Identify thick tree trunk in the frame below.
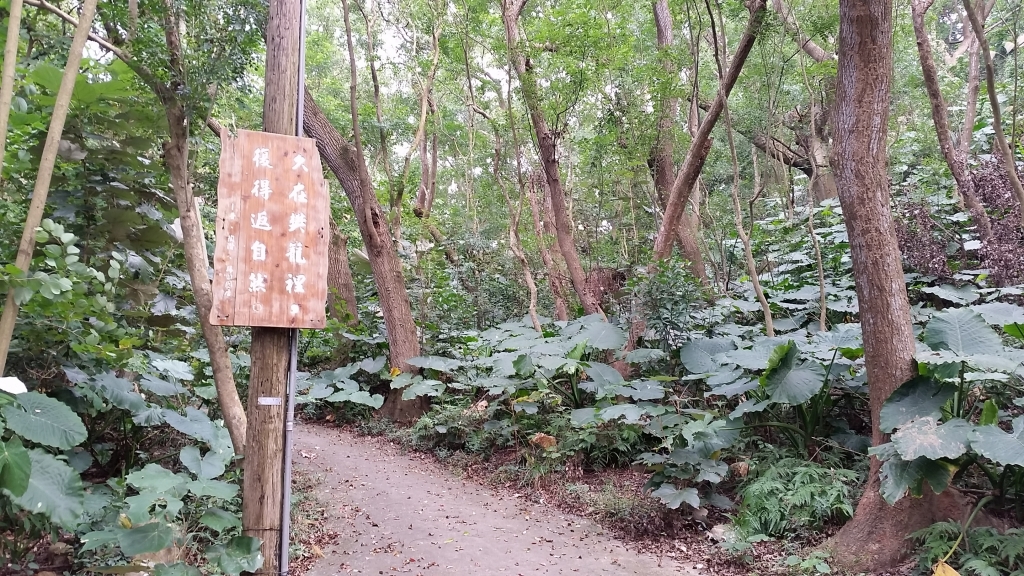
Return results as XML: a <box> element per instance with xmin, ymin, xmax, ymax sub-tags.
<box><xmin>964</xmin><ymin>0</ymin><xmax>1024</xmax><ymax>225</ymax></box>
<box><xmin>652</xmin><ymin>0</ymin><xmax>766</xmax><ymax>261</ymax></box>
<box><xmin>502</xmin><ymin>0</ymin><xmax>603</xmax><ymax>317</ymax></box>
<box><xmin>302</xmin><ymin>91</ymin><xmax>425</xmax><ymax>422</ymax></box>
<box><xmin>912</xmin><ymin>0</ymin><xmax>993</xmax><ymax>238</ymax></box>
<box><xmin>827</xmin><ymin>2</ymin><xmax>945</xmax><ymax>570</ymax></box>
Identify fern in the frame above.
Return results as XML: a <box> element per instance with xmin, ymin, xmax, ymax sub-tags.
<box><xmin>735</xmin><ymin>458</ymin><xmax>858</xmax><ymax>537</ymax></box>
<box><xmin>912</xmin><ymin>522</ymin><xmax>1024</xmax><ymax>575</ymax></box>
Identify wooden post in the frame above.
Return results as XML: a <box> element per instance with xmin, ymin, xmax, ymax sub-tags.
<box><xmin>242</xmin><ymin>0</ymin><xmax>301</xmax><ymax>573</ymax></box>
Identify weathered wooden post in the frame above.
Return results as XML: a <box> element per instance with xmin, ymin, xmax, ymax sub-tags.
<box><xmin>210</xmin><ymin>1</ymin><xmax>323</xmax><ymax>573</ymax></box>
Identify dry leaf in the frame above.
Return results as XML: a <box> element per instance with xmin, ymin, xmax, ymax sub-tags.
<box><xmin>933</xmin><ymin>560</ymin><xmax>960</xmax><ymax>576</ymax></box>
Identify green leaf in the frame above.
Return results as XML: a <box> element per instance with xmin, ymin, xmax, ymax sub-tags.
<box><xmin>151</xmin><ymin>358</ymin><xmax>194</xmax><ymax>380</ymax></box>
<box><xmin>879</xmin><ymin>376</ymin><xmax>955</xmax><ymax>433</ymax></box>
<box><xmin>924</xmin><ymin>308</ymin><xmax>1002</xmax><ymax>356</ymax></box>
<box><xmin>575</xmin><ymin>322</ymin><xmax>626</xmax><ymax>350</ymax></box>
<box><xmin>152</xmin><ymin>564</ymin><xmax>202</xmax><ymax>576</ymax></box>
<box><xmin>877</xmin><ymin>450</ymin><xmax>957</xmax><ymax>504</ymax></box>
<box><xmin>650</xmin><ymin>483</ymin><xmax>699</xmax><ymax>509</ymax></box>
<box><xmin>80</xmin><ymin>529</ymin><xmax>121</xmax><ymax>552</ymax></box>
<box><xmin>2</xmin><ymin>391</ymin><xmax>87</xmax><ymax>449</ymax></box>
<box><xmin>759</xmin><ymin>342</ymin><xmax>825</xmax><ymax>405</ymax></box>
<box><xmin>0</xmin><ymin>436</ymin><xmax>31</xmax><ymax>496</ymax></box>
<box><xmin>179</xmin><ymin>446</ymin><xmax>226</xmax><ymax>480</ymax></box>
<box><xmin>162</xmin><ymin>408</ymin><xmax>217</xmax><ymax>444</ymax></box>
<box><xmin>971</xmin><ymin>302</ymin><xmax>1024</xmax><ymax>326</ymax></box>
<box><xmin>358</xmin><ymin>355</ymin><xmax>387</xmax><ymax>373</ymax></box>
<box><xmin>512</xmin><ymin>354</ymin><xmax>535</xmax><ymax>376</ymax></box>
<box><xmin>187</xmin><ymin>478</ymin><xmax>238</xmax><ymax>499</ymax></box>
<box><xmin>30</xmin><ymin>63</ymin><xmax>64</xmax><ymax>92</ymax></box>
<box><xmin>14</xmin><ymin>449</ymin><xmax>84</xmax><ymax>528</ymax></box>
<box><xmin>891</xmin><ymin>417</ymin><xmax>972</xmax><ymax>460</ymax></box>
<box><xmin>406</xmin><ymin>356</ymin><xmax>463</xmax><ymax>372</ymax></box>
<box><xmin>401</xmin><ymin>379</ymin><xmax>445</xmax><ymax>401</ymax></box>
<box><xmin>127</xmin><ymin>463</ymin><xmax>187</xmax><ymax>493</ymax></box>
<box><xmin>624</xmin><ymin>348</ymin><xmax>667</xmax><ymax>363</ymax></box>
<box><xmin>117</xmin><ymin>522</ymin><xmax>174</xmax><ymax>557</ymax></box>
<box><xmin>199</xmin><ymin>507</ymin><xmax>242</xmax><ymax>532</ymax></box>
<box><xmin>139</xmin><ymin>374</ymin><xmax>187</xmax><ymax>396</ymax></box>
<box><xmin>679</xmin><ymin>338</ymin><xmax>735</xmax><ymax>374</ymax></box>
<box><xmin>598</xmin><ymin>404</ymin><xmax>646</xmax><ymax>423</ymax></box>
<box><xmin>980</xmin><ymin>400</ymin><xmax>999</xmax><ymax>426</ymax></box>
<box><xmin>90</xmin><ymin>372</ymin><xmax>147</xmax><ymax>412</ymax></box>
<box><xmin>207</xmin><ymin>536</ymin><xmax>264</xmax><ymax>576</ymax></box>
<box><xmin>585</xmin><ymin>361</ymin><xmax>624</xmax><ymax>396</ymax></box>
<box><xmin>970</xmin><ymin>417</ymin><xmax>1024</xmax><ymax>467</ymax></box>
<box><xmin>921</xmin><ymin>284</ymin><xmax>980</xmax><ymax>305</ymax></box>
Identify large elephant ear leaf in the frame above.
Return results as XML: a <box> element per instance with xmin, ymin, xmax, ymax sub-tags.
<box><xmin>970</xmin><ymin>416</ymin><xmax>1024</xmax><ymax>467</ymax></box>
<box><xmin>679</xmin><ymin>338</ymin><xmax>735</xmax><ymax>374</ymax></box>
<box><xmin>879</xmin><ymin>376</ymin><xmax>955</xmax><ymax>434</ymax></box>
<box><xmin>14</xmin><ymin>449</ymin><xmax>84</xmax><ymax>528</ymax></box>
<box><xmin>1</xmin><ymin>392</ymin><xmax>87</xmax><ymax>449</ymax></box>
<box><xmin>924</xmin><ymin>308</ymin><xmax>1002</xmax><ymax>355</ymax></box>
<box><xmin>759</xmin><ymin>342</ymin><xmax>825</xmax><ymax>405</ymax></box>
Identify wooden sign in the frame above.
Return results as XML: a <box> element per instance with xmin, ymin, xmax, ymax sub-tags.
<box><xmin>210</xmin><ymin>129</ymin><xmax>330</xmax><ymax>328</ymax></box>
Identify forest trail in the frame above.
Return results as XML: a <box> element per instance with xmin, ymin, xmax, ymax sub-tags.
<box><xmin>293</xmin><ymin>424</ymin><xmax>701</xmax><ymax>575</ymax></box>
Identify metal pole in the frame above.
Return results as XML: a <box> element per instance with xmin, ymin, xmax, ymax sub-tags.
<box><xmin>280</xmin><ymin>1</ymin><xmax>306</xmax><ymax>573</ymax></box>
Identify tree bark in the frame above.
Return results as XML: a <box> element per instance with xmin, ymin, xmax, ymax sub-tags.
<box><xmin>912</xmin><ymin>0</ymin><xmax>993</xmax><ymax>238</ymax></box>
<box><xmin>526</xmin><ymin>176</ymin><xmax>569</xmax><ymax>321</ymax></box>
<box><xmin>303</xmin><ymin>91</ymin><xmax>425</xmax><ymax>422</ymax></box>
<box><xmin>327</xmin><ymin>219</ymin><xmax>358</xmax><ymax>366</ymax></box>
<box><xmin>652</xmin><ymin>0</ymin><xmax>766</xmax><ymax>261</ymax></box>
<box><xmin>242</xmin><ymin>0</ymin><xmax>301</xmax><ymax>571</ymax></box>
<box><xmin>964</xmin><ymin>0</ymin><xmax>1024</xmax><ymax>225</ymax></box>
<box><xmin>502</xmin><ymin>0</ymin><xmax>604</xmax><ymax>317</ymax></box>
<box><xmin>827</xmin><ymin>2</ymin><xmax>945</xmax><ymax>569</ymax></box>
<box><xmin>0</xmin><ymin>0</ymin><xmax>24</xmax><ymax>179</ymax></box>
<box><xmin>652</xmin><ymin>0</ymin><xmax>710</xmax><ymax>286</ymax></box>
<box><xmin>769</xmin><ymin>0</ymin><xmax>834</xmax><ymax>63</ymax></box>
<box><xmin>959</xmin><ymin>0</ymin><xmax>997</xmax><ymax>153</ymax></box>
<box><xmin>327</xmin><ymin>220</ymin><xmax>359</xmax><ymax>327</ymax></box>
<box><xmin>0</xmin><ymin>0</ymin><xmax>96</xmax><ymax>375</ymax></box>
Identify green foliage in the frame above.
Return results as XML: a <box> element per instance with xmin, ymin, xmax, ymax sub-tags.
<box><xmin>912</xmin><ymin>522</ymin><xmax>1024</xmax><ymax>576</ymax></box>
<box><xmin>735</xmin><ymin>457</ymin><xmax>859</xmax><ymax>537</ymax></box>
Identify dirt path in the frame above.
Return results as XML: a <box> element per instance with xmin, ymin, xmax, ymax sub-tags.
<box><xmin>293</xmin><ymin>424</ymin><xmax>702</xmax><ymax>575</ymax></box>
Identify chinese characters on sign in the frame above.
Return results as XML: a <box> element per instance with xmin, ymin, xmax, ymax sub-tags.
<box><xmin>209</xmin><ymin>130</ymin><xmax>330</xmax><ymax>328</ymax></box>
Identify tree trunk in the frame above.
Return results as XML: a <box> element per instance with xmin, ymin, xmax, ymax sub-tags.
<box><xmin>241</xmin><ymin>0</ymin><xmax>302</xmax><ymax>571</ymax></box>
<box><xmin>526</xmin><ymin>176</ymin><xmax>569</xmax><ymax>321</ymax></box>
<box><xmin>0</xmin><ymin>0</ymin><xmax>96</xmax><ymax>375</ymax></box>
<box><xmin>964</xmin><ymin>0</ymin><xmax>1024</xmax><ymax>225</ymax></box>
<box><xmin>827</xmin><ymin>2</ymin><xmax>945</xmax><ymax>569</ymax></box>
<box><xmin>302</xmin><ymin>91</ymin><xmax>425</xmax><ymax>422</ymax></box>
<box><xmin>958</xmin><ymin>0</ymin><xmax>996</xmax><ymax>153</ymax></box>
<box><xmin>912</xmin><ymin>0</ymin><xmax>993</xmax><ymax>238</ymax></box>
<box><xmin>327</xmin><ymin>219</ymin><xmax>358</xmax><ymax>366</ymax></box>
<box><xmin>165</xmin><ymin>106</ymin><xmax>248</xmax><ymax>454</ymax></box>
<box><xmin>652</xmin><ymin>0</ymin><xmax>710</xmax><ymax>286</ymax></box>
<box><xmin>652</xmin><ymin>0</ymin><xmax>767</xmax><ymax>261</ymax></box>
<box><xmin>769</xmin><ymin>0</ymin><xmax>834</xmax><ymax>63</ymax></box>
<box><xmin>502</xmin><ymin>0</ymin><xmax>603</xmax><ymax>317</ymax></box>
<box><xmin>328</xmin><ymin>220</ymin><xmax>359</xmax><ymax>327</ymax></box>
<box><xmin>0</xmin><ymin>0</ymin><xmax>24</xmax><ymax>179</ymax></box>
